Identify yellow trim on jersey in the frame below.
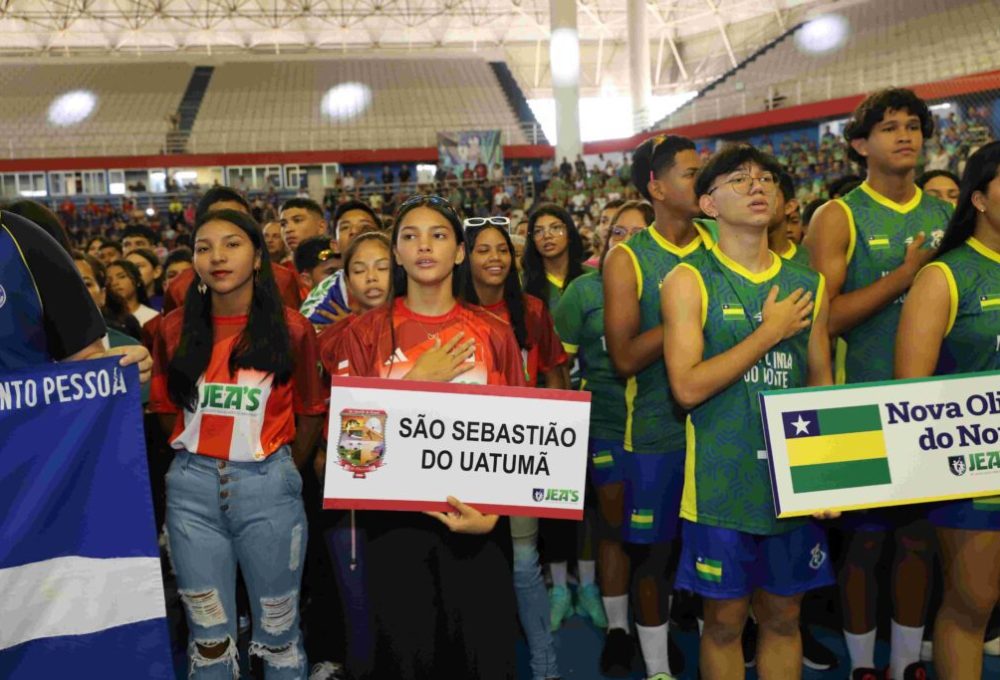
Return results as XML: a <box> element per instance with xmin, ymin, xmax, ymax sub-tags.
<box><xmin>0</xmin><ymin>221</ymin><xmax>44</xmax><ymax>311</ymax></box>
<box><xmin>623</xmin><ymin>377</ymin><xmax>638</xmax><ymax>452</ymax></box>
<box><xmin>619</xmin><ymin>243</ymin><xmax>643</xmax><ymax>300</ymax></box>
<box><xmin>680</xmin><ymin>416</ymin><xmax>698</xmax><ymax>522</ymax></box>
<box><xmin>860</xmin><ymin>180</ymin><xmax>923</xmax><ymax>214</ymax></box>
<box><xmin>579</xmin><ymin>378</ymin><xmax>587</xmax><ymax>391</ymax></box>
<box><xmin>647</xmin><ymin>224</ymin><xmax>703</xmax><ymax>257</ymax></box>
<box><xmin>561</xmin><ymin>341</ymin><xmax>579</xmax><ymax>354</ymax></box>
<box><xmin>920</xmin><ymin>262</ymin><xmax>958</xmax><ymax>337</ymax></box>
<box><xmin>711</xmin><ymin>246</ymin><xmax>782</xmax><ymax>284</ymax></box>
<box><xmin>694</xmin><ymin>220</ymin><xmax>716</xmax><ymax>250</ymax></box>
<box><xmin>834</xmin><ymin>338</ymin><xmax>848</xmax><ymax>385</ymax></box>
<box><xmin>967</xmin><ymin>236</ymin><xmax>1000</xmax><ymax>265</ymax></box>
<box><xmin>781</xmin><ymin>241</ymin><xmax>798</xmax><ymax>260</ymax></box>
<box><xmin>813</xmin><ymin>273</ymin><xmax>826</xmax><ymax>322</ymax></box>
<box><xmin>546</xmin><ymin>271</ymin><xmax>565</xmax><ymax>290</ymax></box>
<box><xmin>673</xmin><ymin>262</ymin><xmax>708</xmax><ymax>327</ymax></box>
<box><xmin>834</xmin><ymin>198</ymin><xmax>858</xmax><ymax>266</ymax></box>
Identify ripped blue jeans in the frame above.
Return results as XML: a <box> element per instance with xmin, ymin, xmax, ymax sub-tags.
<box><xmin>165</xmin><ymin>447</ymin><xmax>307</xmax><ymax>679</ymax></box>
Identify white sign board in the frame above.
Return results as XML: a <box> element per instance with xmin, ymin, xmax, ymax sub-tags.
<box><xmin>760</xmin><ymin>371</ymin><xmax>1000</xmax><ymax>518</ymax></box>
<box><xmin>323</xmin><ymin>376</ymin><xmax>592</xmax><ymax>519</ymax></box>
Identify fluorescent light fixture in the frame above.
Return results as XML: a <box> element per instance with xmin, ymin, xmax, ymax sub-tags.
<box><xmin>48</xmin><ymin>90</ymin><xmax>97</xmax><ymax>127</ymax></box>
<box><xmin>175</xmin><ymin>171</ymin><xmax>198</xmax><ymax>180</ymax></box>
<box><xmin>321</xmin><ymin>82</ymin><xmax>373</xmax><ymax>121</ymax></box>
<box><xmin>110</xmin><ymin>183</ymin><xmax>126</xmax><ymax>195</ymax></box>
<box><xmin>19</xmin><ymin>190</ymin><xmax>47</xmax><ymax>197</ymax></box>
<box><xmin>795</xmin><ymin>14</ymin><xmax>849</xmax><ymax>55</ymax></box>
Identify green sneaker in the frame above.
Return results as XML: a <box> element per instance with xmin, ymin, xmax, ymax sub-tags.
<box><xmin>574</xmin><ymin>583</ymin><xmax>608</xmax><ymax>628</ymax></box>
<box><xmin>549</xmin><ymin>585</ymin><xmax>574</xmax><ymax>631</ymax></box>
<box><xmin>646</xmin><ymin>673</ymin><xmax>677</xmax><ymax>680</ymax></box>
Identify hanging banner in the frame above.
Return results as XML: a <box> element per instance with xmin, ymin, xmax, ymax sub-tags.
<box><xmin>323</xmin><ymin>376</ymin><xmax>591</xmax><ymax>519</ymax></box>
<box><xmin>436</xmin><ymin>130</ymin><xmax>503</xmax><ymax>175</ymax></box>
<box><xmin>760</xmin><ymin>371</ymin><xmax>1000</xmax><ymax>518</ymax></box>
<box><xmin>0</xmin><ymin>359</ymin><xmax>172</xmax><ymax>678</ymax></box>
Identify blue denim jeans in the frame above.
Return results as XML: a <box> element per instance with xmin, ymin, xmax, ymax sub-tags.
<box><xmin>165</xmin><ymin>447</ymin><xmax>308</xmax><ymax>679</ymax></box>
<box><xmin>511</xmin><ymin>517</ymin><xmax>559</xmax><ymax>680</ymax></box>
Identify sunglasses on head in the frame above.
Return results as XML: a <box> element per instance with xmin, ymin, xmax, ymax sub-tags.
<box><xmin>317</xmin><ymin>248</ymin><xmax>338</xmax><ymax>262</ymax></box>
<box><xmin>462</xmin><ymin>216</ymin><xmax>511</xmax><ymax>232</ymax></box>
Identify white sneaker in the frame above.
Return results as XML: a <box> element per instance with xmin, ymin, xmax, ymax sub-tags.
<box><xmin>985</xmin><ymin>634</ymin><xmax>1000</xmax><ymax>656</ymax></box>
<box><xmin>920</xmin><ymin>639</ymin><xmax>933</xmax><ymax>663</ymax></box>
<box><xmin>309</xmin><ymin>661</ymin><xmax>345</xmax><ymax>680</ymax></box>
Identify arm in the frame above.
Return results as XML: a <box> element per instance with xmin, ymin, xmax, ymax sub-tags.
<box><xmin>292</xmin><ymin>414</ymin><xmax>325</xmax><ymax>469</ymax></box>
<box><xmin>543</xmin><ymin>364</ymin><xmax>569</xmax><ymax>390</ymax></box>
<box><xmin>805</xmin><ymin>200</ymin><xmax>933</xmax><ymax>337</ymax></box>
<box><xmin>807</xmin><ymin>288</ymin><xmax>833</xmax><ymax>387</ymax></box>
<box><xmin>661</xmin><ymin>266</ymin><xmax>814</xmax><ymax>411</ymax></box>
<box><xmin>894</xmin><ymin>265</ymin><xmax>951</xmax><ymax>379</ymax></box>
<box><xmin>603</xmin><ymin>246</ymin><xmax>663</xmax><ymax>377</ymax></box>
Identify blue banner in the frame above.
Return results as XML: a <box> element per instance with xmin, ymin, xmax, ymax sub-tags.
<box><xmin>0</xmin><ymin>358</ymin><xmax>173</xmax><ymax>678</ymax></box>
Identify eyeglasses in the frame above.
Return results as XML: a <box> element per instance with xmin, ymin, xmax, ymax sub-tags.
<box><xmin>463</xmin><ymin>216</ymin><xmax>511</xmax><ymax>232</ymax></box>
<box><xmin>399</xmin><ymin>194</ymin><xmax>454</xmax><ymax>212</ymax></box>
<box><xmin>610</xmin><ymin>226</ymin><xmax>645</xmax><ymax>240</ymax></box>
<box><xmin>532</xmin><ymin>224</ymin><xmax>567</xmax><ymax>239</ymax></box>
<box><xmin>707</xmin><ymin>173</ymin><xmax>777</xmax><ymax>196</ymax></box>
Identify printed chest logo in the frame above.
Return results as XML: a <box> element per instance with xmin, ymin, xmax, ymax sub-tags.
<box><xmin>979</xmin><ymin>294</ymin><xmax>1000</xmax><ymax>313</ymax></box>
<box><xmin>0</xmin><ymin>284</ymin><xmax>6</xmax><ymax>310</ymax></box>
<box><xmin>198</xmin><ymin>383</ymin><xmax>263</xmax><ymax>414</ymax></box>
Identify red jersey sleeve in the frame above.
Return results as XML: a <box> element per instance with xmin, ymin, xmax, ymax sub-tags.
<box><xmin>163</xmin><ymin>268</ymin><xmax>193</xmax><ymax>314</ymax></box>
<box><xmin>318</xmin><ymin>314</ymin><xmax>356</xmax><ymax>377</ymax></box>
<box><xmin>274</xmin><ymin>264</ymin><xmax>304</xmax><ymax>309</ymax></box>
<box><xmin>148</xmin><ymin>312</ymin><xmax>180</xmax><ymax>414</ymax></box>
<box><xmin>482</xmin><ymin>314</ymin><xmax>526</xmax><ymax>387</ymax></box>
<box><xmin>528</xmin><ymin>295</ymin><xmax>568</xmax><ymax>374</ymax></box>
<box><xmin>286</xmin><ymin>310</ymin><xmax>328</xmax><ymax>416</ymax></box>
<box><xmin>340</xmin><ymin>311</ymin><xmax>381</xmax><ymax>378</ymax></box>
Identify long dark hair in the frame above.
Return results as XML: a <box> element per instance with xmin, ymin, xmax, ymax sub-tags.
<box><xmin>167</xmin><ymin>209</ymin><xmax>292</xmax><ymax>411</ymax></box>
<box><xmin>522</xmin><ymin>203</ymin><xmax>584</xmax><ymax>309</ymax></box>
<box><xmin>73</xmin><ymin>250</ymin><xmax>143</xmax><ymax>340</ymax></box>
<box><xmin>458</xmin><ymin>224</ymin><xmax>528</xmax><ymax>350</ymax></box>
<box><xmin>107</xmin><ymin>258</ymin><xmax>149</xmax><ymax>306</ymax></box>
<box><xmin>936</xmin><ymin>141</ymin><xmax>1000</xmax><ymax>259</ymax></box>
<box><xmin>127</xmin><ymin>247</ymin><xmax>164</xmax><ymax>297</ymax></box>
<box><xmin>389</xmin><ymin>195</ymin><xmax>465</xmax><ymax>301</ymax></box>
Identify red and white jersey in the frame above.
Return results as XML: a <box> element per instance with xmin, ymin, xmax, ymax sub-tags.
<box><xmin>483</xmin><ymin>294</ymin><xmax>568</xmax><ymax>387</ymax></box>
<box><xmin>150</xmin><ymin>307</ymin><xmax>327</xmax><ymax>461</ymax></box>
<box><xmin>340</xmin><ymin>298</ymin><xmax>525</xmax><ymax>387</ymax></box>
<box><xmin>317</xmin><ymin>312</ymin><xmax>358</xmax><ymax>378</ymax></box>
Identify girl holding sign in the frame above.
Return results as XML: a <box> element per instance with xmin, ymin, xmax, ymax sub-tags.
<box><xmin>896</xmin><ymin>140</ymin><xmax>1000</xmax><ymax>680</ymax></box>
<box><xmin>458</xmin><ymin>217</ymin><xmax>569</xmax><ymax>680</ymax></box>
<box><xmin>150</xmin><ymin>209</ymin><xmax>327</xmax><ymax>678</ymax></box>
<box><xmin>340</xmin><ymin>195</ymin><xmax>525</xmax><ymax>679</ymax></box>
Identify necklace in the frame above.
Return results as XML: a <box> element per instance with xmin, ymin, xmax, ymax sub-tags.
<box><xmin>413</xmin><ymin>319</ymin><xmax>441</xmax><ymax>341</ymax></box>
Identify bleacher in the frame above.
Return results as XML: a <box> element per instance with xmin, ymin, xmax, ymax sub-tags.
<box><xmin>656</xmin><ymin>0</ymin><xmax>1000</xmax><ymax>129</ymax></box>
<box><xmin>0</xmin><ymin>62</ymin><xmax>190</xmax><ymax>158</ymax></box>
<box><xmin>187</xmin><ymin>58</ymin><xmax>530</xmax><ymax>153</ymax></box>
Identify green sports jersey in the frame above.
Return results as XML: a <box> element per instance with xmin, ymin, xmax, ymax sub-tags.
<box><xmin>618</xmin><ymin>226</ymin><xmax>706</xmax><ymax>453</ymax></box>
<box><xmin>679</xmin><ymin>247</ymin><xmax>824</xmax><ymax>535</ymax></box>
<box><xmin>542</xmin><ymin>264</ymin><xmax>596</xmax><ymax>310</ymax></box>
<box><xmin>780</xmin><ymin>241</ymin><xmax>811</xmax><ymax>268</ymax></box>
<box><xmin>925</xmin><ymin>238</ymin><xmax>1000</xmax><ymax>509</ymax></box>
<box><xmin>553</xmin><ymin>271</ymin><xmax>627</xmax><ymax>440</ymax></box>
<box><xmin>838</xmin><ymin>182</ymin><xmax>952</xmax><ymax>383</ymax></box>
